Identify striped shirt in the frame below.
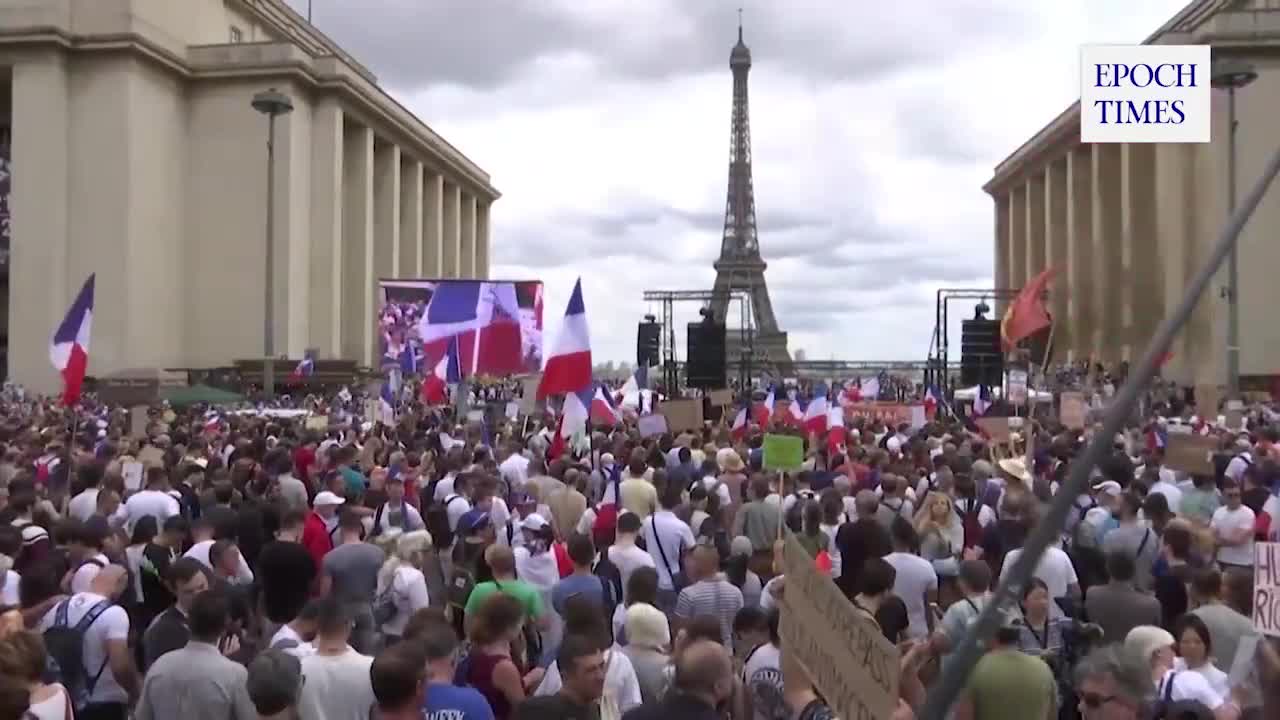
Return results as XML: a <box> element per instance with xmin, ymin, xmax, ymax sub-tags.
<box><xmin>674</xmin><ymin>578</ymin><xmax>744</xmax><ymax>650</ymax></box>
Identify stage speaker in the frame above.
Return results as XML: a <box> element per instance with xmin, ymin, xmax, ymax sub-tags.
<box><xmin>686</xmin><ymin>321</ymin><xmax>727</xmax><ymax>390</ymax></box>
<box><xmin>636</xmin><ymin>322</ymin><xmax>661</xmax><ymax>368</ymax></box>
<box><xmin>961</xmin><ymin>319</ymin><xmax>1003</xmax><ymax>387</ymax></box>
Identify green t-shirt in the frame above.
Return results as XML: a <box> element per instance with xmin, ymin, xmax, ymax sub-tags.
<box><xmin>965</xmin><ymin>649</ymin><xmax>1056</xmax><ymax>720</ymax></box>
<box><xmin>464</xmin><ymin>579</ymin><xmax>544</xmax><ymax>620</ymax></box>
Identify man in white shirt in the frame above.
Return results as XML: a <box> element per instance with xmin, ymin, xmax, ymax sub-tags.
<box><xmin>609</xmin><ymin>511</ymin><xmax>656</xmax><ymax>601</ymax></box>
<box><xmin>124</xmin><ymin>465</ymin><xmax>181</xmax><ymax>534</ymax></box>
<box><xmin>371</xmin><ymin>474</ymin><xmax>425</xmax><ymax>536</ymax></box>
<box><xmin>498</xmin><ymin>443</ymin><xmax>530</xmax><ymax>496</ymax></box>
<box><xmin>70</xmin><ymin>517</ymin><xmax>116</xmax><ymax>594</ymax></box>
<box><xmin>1211</xmin><ymin>480</ymin><xmax>1256</xmax><ymax>572</ymax></box>
<box><xmin>1000</xmin><ymin>541</ymin><xmax>1080</xmax><ymax>619</ymax></box>
<box><xmin>40</xmin><ymin>565</ymin><xmax>140</xmax><ymax>715</ymax></box>
<box><xmin>883</xmin><ymin>518</ymin><xmax>937</xmax><ymax>639</ymax></box>
<box><xmin>641</xmin><ymin>486</ymin><xmax>695</xmax><ymax>613</ymax></box>
<box><xmin>68</xmin><ymin>462</ymin><xmax>109</xmax><ymax>522</ymax></box>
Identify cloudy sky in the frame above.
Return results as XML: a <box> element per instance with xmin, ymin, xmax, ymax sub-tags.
<box><xmin>291</xmin><ymin>0</ymin><xmax>1188</xmax><ymax>365</ymax></box>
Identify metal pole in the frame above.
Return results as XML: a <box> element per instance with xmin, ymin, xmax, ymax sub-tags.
<box><xmin>263</xmin><ymin>112</ymin><xmax>276</xmax><ymax>400</ymax></box>
<box><xmin>920</xmin><ymin>140</ymin><xmax>1280</xmax><ymax>720</ymax></box>
<box><xmin>1226</xmin><ymin>86</ymin><xmax>1240</xmax><ymax>398</ymax></box>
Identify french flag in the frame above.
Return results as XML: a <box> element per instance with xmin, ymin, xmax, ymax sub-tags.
<box><xmin>417</xmin><ymin>281</ymin><xmax>524</xmax><ymax>376</ymax></box>
<box><xmin>972</xmin><ymin>384</ymin><xmax>992</xmax><ymax>417</ymax></box>
<box><xmin>591</xmin><ymin>384</ymin><xmax>621</xmax><ymax>426</ymax></box>
<box><xmin>49</xmin><ymin>274</ymin><xmax>95</xmax><ymax>407</ymax></box>
<box><xmin>379</xmin><ymin>380</ymin><xmax>396</xmax><ymax>423</ymax></box>
<box><xmin>753</xmin><ymin>387</ymin><xmax>775</xmax><ymax>426</ymax></box>
<box><xmin>550</xmin><ymin>387</ymin><xmax>592</xmax><ymax>458</ymax></box>
<box><xmin>826</xmin><ymin>406</ymin><xmax>846</xmax><ymax>455</ymax></box>
<box><xmin>290</xmin><ymin>349</ymin><xmax>316</xmax><ymax>381</ymax></box>
<box><xmin>786</xmin><ymin>390</ymin><xmax>805</xmax><ymax>427</ymax></box>
<box><xmin>860</xmin><ymin>375</ymin><xmax>881</xmax><ymax>401</ymax></box>
<box><xmin>422</xmin><ymin>336</ymin><xmax>462</xmax><ymax>405</ymax></box>
<box><xmin>923</xmin><ymin>386</ymin><xmax>938</xmax><ymax>416</ymax></box>
<box><xmin>537</xmin><ymin>279</ymin><xmax>592</xmax><ymax>400</ymax></box>
<box><xmin>803</xmin><ymin>383</ymin><xmax>830</xmax><ymax>434</ymax></box>
<box><xmin>731</xmin><ymin>399</ymin><xmax>750</xmax><ymax>440</ymax></box>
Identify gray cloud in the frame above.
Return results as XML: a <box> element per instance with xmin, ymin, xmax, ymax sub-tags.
<box><xmin>289</xmin><ymin>0</ymin><xmax>1040</xmax><ymax>92</ymax></box>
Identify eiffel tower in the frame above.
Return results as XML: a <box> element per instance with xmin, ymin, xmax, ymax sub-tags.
<box><xmin>709</xmin><ymin>16</ymin><xmax>791</xmax><ymax>375</ymax></box>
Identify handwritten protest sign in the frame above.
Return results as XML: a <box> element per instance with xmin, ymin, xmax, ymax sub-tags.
<box><xmin>1165</xmin><ymin>433</ymin><xmax>1217</xmax><ymax>476</ymax></box>
<box><xmin>762</xmin><ymin>434</ymin><xmax>803</xmax><ymax>471</ymax></box>
<box><xmin>780</xmin><ymin>534</ymin><xmax>898</xmax><ymax>720</ymax></box>
<box><xmin>1059</xmin><ymin>392</ymin><xmax>1087</xmax><ymax>430</ymax></box>
<box><xmin>659</xmin><ymin>398</ymin><xmax>702</xmax><ymax>432</ymax></box>
<box><xmin>843</xmin><ymin>402</ymin><xmax>926</xmax><ymax>426</ymax></box>
<box><xmin>638</xmin><ymin>413</ymin><xmax>668</xmax><ymax>438</ymax></box>
<box><xmin>708</xmin><ymin>389</ymin><xmax>734</xmax><ymax>407</ymax></box>
<box><xmin>1254</xmin><ymin>542</ymin><xmax>1280</xmax><ymax>637</ymax></box>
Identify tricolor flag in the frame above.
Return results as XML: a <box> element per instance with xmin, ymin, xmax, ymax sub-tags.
<box><xmin>290</xmin><ymin>349</ymin><xmax>316</xmax><ymax>381</ymax></box>
<box><xmin>860</xmin><ymin>375</ymin><xmax>881</xmax><ymax>401</ymax></box>
<box><xmin>731</xmin><ymin>395</ymin><xmax>751</xmax><ymax>441</ymax></box>
<box><xmin>590</xmin><ymin>384</ymin><xmax>622</xmax><ymax>426</ymax></box>
<box><xmin>422</xmin><ymin>336</ymin><xmax>462</xmax><ymax>405</ymax></box>
<box><xmin>378</xmin><ymin>380</ymin><xmax>396</xmax><ymax>424</ymax></box>
<box><xmin>972</xmin><ymin>385</ymin><xmax>992</xmax><ymax>417</ymax></box>
<box><xmin>550</xmin><ymin>386</ymin><xmax>592</xmax><ymax>458</ymax></box>
<box><xmin>803</xmin><ymin>383</ymin><xmax>830</xmax><ymax>435</ymax></box>
<box><xmin>416</xmin><ymin>281</ymin><xmax>525</xmax><ymax>375</ymax></box>
<box><xmin>619</xmin><ymin>366</ymin><xmax>649</xmax><ymax>410</ymax></box>
<box><xmin>537</xmin><ymin>279</ymin><xmax>592</xmax><ymax>400</ymax></box>
<box><xmin>786</xmin><ymin>389</ymin><xmax>805</xmax><ymax>427</ymax></box>
<box><xmin>923</xmin><ymin>386</ymin><xmax>939</xmax><ymax>416</ymax></box>
<box><xmin>826</xmin><ymin>406</ymin><xmax>846</xmax><ymax>455</ymax></box>
<box><xmin>49</xmin><ymin>274</ymin><xmax>95</xmax><ymax>407</ymax></box>
<box><xmin>753</xmin><ymin>387</ymin><xmax>776</xmax><ymax>426</ymax></box>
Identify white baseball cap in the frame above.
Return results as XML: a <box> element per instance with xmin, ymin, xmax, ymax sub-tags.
<box><xmin>313</xmin><ymin>491</ymin><xmax>346</xmax><ymax>507</ymax></box>
<box><xmin>520</xmin><ymin>513</ymin><xmax>549</xmax><ymax>531</ymax></box>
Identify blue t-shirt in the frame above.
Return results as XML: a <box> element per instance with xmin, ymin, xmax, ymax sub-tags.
<box><xmin>551</xmin><ymin>573</ymin><xmax>605</xmax><ymax>616</ymax></box>
<box><xmin>423</xmin><ymin>682</ymin><xmax>494</xmax><ymax>720</ymax></box>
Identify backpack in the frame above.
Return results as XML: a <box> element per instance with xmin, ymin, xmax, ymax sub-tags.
<box><xmin>447</xmin><ymin>562</ymin><xmax>476</xmax><ymax>612</ymax></box>
<box><xmin>593</xmin><ymin>555</ymin><xmax>623</xmax><ymax>633</ymax></box>
<box><xmin>784</xmin><ymin>496</ymin><xmax>806</xmax><ymax>534</ymax></box>
<box><xmin>43</xmin><ymin>598</ymin><xmax>113</xmax><ymax>710</ymax></box>
<box><xmin>425</xmin><ymin>495</ymin><xmax>465</xmax><ymax>549</ymax></box>
<box><xmin>373</xmin><ymin>582</ymin><xmax>398</xmax><ymax>626</ymax></box>
<box><xmin>957</xmin><ymin>498</ymin><xmax>984</xmax><ymax>549</ymax></box>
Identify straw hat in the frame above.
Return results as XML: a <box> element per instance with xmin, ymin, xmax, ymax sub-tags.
<box><xmin>997</xmin><ymin>457</ymin><xmax>1031</xmax><ymax>484</ymax></box>
<box><xmin>717</xmin><ymin>448</ymin><xmax>745</xmax><ymax>473</ymax></box>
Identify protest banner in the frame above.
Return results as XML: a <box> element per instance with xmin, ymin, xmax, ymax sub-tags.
<box><xmin>660</xmin><ymin>398</ymin><xmax>702</xmax><ymax>432</ymax></box>
<box><xmin>762</xmin><ymin>434</ymin><xmax>803</xmax><ymax>471</ymax></box>
<box><xmin>975</xmin><ymin>417</ymin><xmax>1010</xmax><ymax>445</ymax></box>
<box><xmin>128</xmin><ymin>405</ymin><xmax>148</xmax><ymax>438</ymax></box>
<box><xmin>779</xmin><ymin>534</ymin><xmax>898</xmax><ymax>720</ymax></box>
<box><xmin>638</xmin><ymin>413</ymin><xmax>668</xmax><ymax>438</ymax></box>
<box><xmin>1165</xmin><ymin>433</ymin><xmax>1217</xmax><ymax>476</ymax></box>
<box><xmin>1255</xmin><ymin>542</ymin><xmax>1280</xmax><ymax>637</ymax></box>
<box><xmin>519</xmin><ymin>376</ymin><xmax>541</xmax><ymax>414</ymax></box>
<box><xmin>708</xmin><ymin>389</ymin><xmax>734</xmax><ymax>407</ymax></box>
<box><xmin>842</xmin><ymin>402</ymin><xmax>925</xmax><ymax>426</ymax></box>
<box><xmin>1059</xmin><ymin>392</ymin><xmax>1086</xmax><ymax>430</ymax></box>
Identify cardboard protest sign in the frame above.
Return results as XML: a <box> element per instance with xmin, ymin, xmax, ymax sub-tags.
<box><xmin>779</xmin><ymin>534</ymin><xmax>898</xmax><ymax>720</ymax></box>
<box><xmin>637</xmin><ymin>413</ymin><xmax>668</xmax><ymax>438</ymax></box>
<box><xmin>519</xmin><ymin>376</ymin><xmax>542</xmax><ymax>414</ymax></box>
<box><xmin>762</xmin><ymin>434</ymin><xmax>803</xmax><ymax>471</ymax></box>
<box><xmin>1059</xmin><ymin>392</ymin><xmax>1086</xmax><ymax>430</ymax></box>
<box><xmin>975</xmin><ymin>417</ymin><xmax>1011</xmax><ymax>444</ymax></box>
<box><xmin>122</xmin><ymin>461</ymin><xmax>144</xmax><ymax>492</ymax></box>
<box><xmin>1165</xmin><ymin>433</ymin><xmax>1217</xmax><ymax>476</ymax></box>
<box><xmin>1255</xmin><ymin>542</ymin><xmax>1280</xmax><ymax>638</ymax></box>
<box><xmin>129</xmin><ymin>405</ymin><xmax>148</xmax><ymax>438</ymax></box>
<box><xmin>708</xmin><ymin>389</ymin><xmax>734</xmax><ymax>407</ymax></box>
<box><xmin>843</xmin><ymin>403</ymin><xmax>925</xmax><ymax>426</ymax></box>
<box><xmin>660</xmin><ymin>398</ymin><xmax>702</xmax><ymax>433</ymax></box>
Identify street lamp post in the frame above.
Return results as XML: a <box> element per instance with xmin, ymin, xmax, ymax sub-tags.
<box><xmin>251</xmin><ymin>88</ymin><xmax>294</xmax><ymax>401</ymax></box>
<box><xmin>1211</xmin><ymin>60</ymin><xmax>1256</xmax><ymax>400</ymax></box>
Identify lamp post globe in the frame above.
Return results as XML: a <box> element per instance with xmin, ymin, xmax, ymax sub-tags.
<box><xmin>251</xmin><ymin>88</ymin><xmax>294</xmax><ymax>116</ymax></box>
<box><xmin>1211</xmin><ymin>59</ymin><xmax>1257</xmax><ymax>90</ymax></box>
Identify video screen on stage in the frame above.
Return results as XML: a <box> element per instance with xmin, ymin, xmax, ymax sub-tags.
<box><xmin>378</xmin><ymin>279</ymin><xmax>544</xmax><ymax>377</ymax></box>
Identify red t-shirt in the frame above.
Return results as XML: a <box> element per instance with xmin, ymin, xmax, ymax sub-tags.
<box><xmin>293</xmin><ymin>446</ymin><xmax>316</xmax><ymax>484</ymax></box>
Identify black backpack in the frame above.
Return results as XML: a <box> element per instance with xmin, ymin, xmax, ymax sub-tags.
<box><xmin>425</xmin><ymin>495</ymin><xmax>465</xmax><ymax>549</ymax></box>
<box><xmin>44</xmin><ymin>598</ymin><xmax>113</xmax><ymax>710</ymax></box>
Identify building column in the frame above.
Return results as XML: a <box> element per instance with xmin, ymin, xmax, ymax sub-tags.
<box><xmin>400</xmin><ymin>159</ymin><xmax>423</xmax><ymax>277</ymax></box>
<box><xmin>1008</xmin><ymin>185</ymin><xmax>1027</xmax><ymax>293</ymax></box>
<box><xmin>341</xmin><ymin>123</ymin><xmax>374</xmax><ymax>365</ymax></box>
<box><xmin>309</xmin><ymin>99</ymin><xmax>344</xmax><ymax>357</ymax></box>
<box><xmin>476</xmin><ymin>201</ymin><xmax>491</xmax><ymax>279</ymax></box>
<box><xmin>1025</xmin><ymin>175</ymin><xmax>1046</xmax><ymax>282</ymax></box>
<box><xmin>1045</xmin><ymin>158</ymin><xmax>1069</xmax><ymax>357</ymax></box>
<box><xmin>1122</xmin><ymin>143</ymin><xmax>1160</xmax><ymax>358</ymax></box>
<box><xmin>1066</xmin><ymin>146</ymin><xmax>1095</xmax><ymax>361</ymax></box>
<box><xmin>442</xmin><ymin>181</ymin><xmax>461</xmax><ymax>277</ymax></box>
<box><xmin>994</xmin><ymin>195</ymin><xmax>1010</xmax><ymax>313</ymax></box>
<box><xmin>8</xmin><ymin>51</ymin><xmax>70</xmax><ymax>393</ymax></box>
<box><xmin>1091</xmin><ymin>143</ymin><xmax>1123</xmax><ymax>363</ymax></box>
<box><xmin>373</xmin><ymin>141</ymin><xmax>401</xmax><ymax>284</ymax></box>
<box><xmin>423</xmin><ymin>171</ymin><xmax>443</xmax><ymax>276</ymax></box>
<box><xmin>460</xmin><ymin>192</ymin><xmax>477</xmax><ymax>278</ymax></box>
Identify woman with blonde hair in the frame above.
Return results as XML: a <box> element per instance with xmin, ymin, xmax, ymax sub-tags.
<box><xmin>916</xmin><ymin>491</ymin><xmax>964</xmax><ymax>603</ymax></box>
<box><xmin>375</xmin><ymin>529</ymin><xmax>433</xmax><ymax>645</ymax></box>
<box><xmin>0</xmin><ymin>630</ymin><xmax>71</xmax><ymax>720</ymax></box>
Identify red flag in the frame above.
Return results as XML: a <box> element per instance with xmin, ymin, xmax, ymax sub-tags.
<box><xmin>1001</xmin><ymin>268</ymin><xmax>1056</xmax><ymax>351</ymax></box>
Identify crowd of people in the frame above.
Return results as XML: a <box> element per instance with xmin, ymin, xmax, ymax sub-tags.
<box><xmin>0</xmin><ymin>374</ymin><xmax>1275</xmax><ymax>720</ymax></box>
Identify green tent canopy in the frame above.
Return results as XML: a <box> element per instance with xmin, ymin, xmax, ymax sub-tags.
<box><xmin>160</xmin><ymin>384</ymin><xmax>245</xmax><ymax>407</ymax></box>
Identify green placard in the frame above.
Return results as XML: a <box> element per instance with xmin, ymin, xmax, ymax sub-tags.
<box><xmin>762</xmin><ymin>433</ymin><xmax>804</xmax><ymax>471</ymax></box>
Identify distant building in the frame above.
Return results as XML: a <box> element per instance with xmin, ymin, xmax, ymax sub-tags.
<box><xmin>984</xmin><ymin>0</ymin><xmax>1280</xmax><ymax>388</ymax></box>
<box><xmin>794</xmin><ymin>349</ymin><xmax>807</xmax><ymax>362</ymax></box>
<box><xmin>0</xmin><ymin>0</ymin><xmax>498</xmax><ymax>392</ymax></box>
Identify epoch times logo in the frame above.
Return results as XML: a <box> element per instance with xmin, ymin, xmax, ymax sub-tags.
<box><xmin>1080</xmin><ymin>45</ymin><xmax>1210</xmax><ymax>143</ymax></box>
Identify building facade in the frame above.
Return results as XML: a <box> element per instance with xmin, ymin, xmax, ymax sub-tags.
<box><xmin>0</xmin><ymin>0</ymin><xmax>497</xmax><ymax>393</ymax></box>
<box><xmin>985</xmin><ymin>0</ymin><xmax>1280</xmax><ymax>388</ymax></box>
